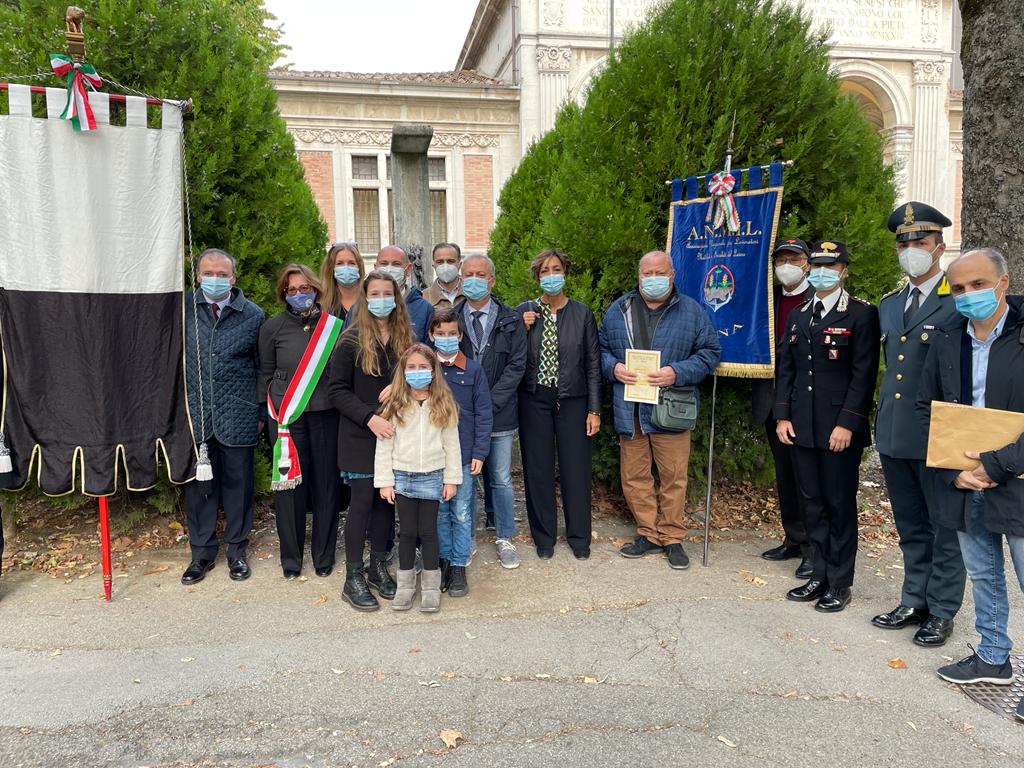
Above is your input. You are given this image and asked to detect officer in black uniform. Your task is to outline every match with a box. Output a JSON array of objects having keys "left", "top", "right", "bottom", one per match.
[
  {"left": 872, "top": 202, "right": 966, "bottom": 645},
  {"left": 774, "top": 241, "right": 881, "bottom": 612}
]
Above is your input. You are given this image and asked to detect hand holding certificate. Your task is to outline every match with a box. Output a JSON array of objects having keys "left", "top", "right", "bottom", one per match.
[{"left": 624, "top": 349, "right": 661, "bottom": 404}]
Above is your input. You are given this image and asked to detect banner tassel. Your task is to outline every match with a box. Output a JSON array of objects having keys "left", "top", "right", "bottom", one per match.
[
  {"left": 195, "top": 441, "right": 213, "bottom": 481},
  {"left": 0, "top": 432, "right": 11, "bottom": 474}
]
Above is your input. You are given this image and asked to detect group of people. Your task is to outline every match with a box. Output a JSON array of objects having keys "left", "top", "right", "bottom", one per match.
[
  {"left": 756, "top": 201, "right": 1023, "bottom": 718},
  {"left": 180, "top": 240, "right": 720, "bottom": 613}
]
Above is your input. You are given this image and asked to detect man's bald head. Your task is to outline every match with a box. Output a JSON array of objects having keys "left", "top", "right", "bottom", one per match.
[
  {"left": 947, "top": 247, "right": 1010, "bottom": 315},
  {"left": 640, "top": 250, "right": 672, "bottom": 273},
  {"left": 377, "top": 245, "right": 409, "bottom": 266}
]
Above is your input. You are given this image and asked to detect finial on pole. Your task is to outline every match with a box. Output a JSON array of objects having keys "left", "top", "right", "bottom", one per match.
[
  {"left": 65, "top": 6, "right": 87, "bottom": 62},
  {"left": 724, "top": 111, "right": 737, "bottom": 174}
]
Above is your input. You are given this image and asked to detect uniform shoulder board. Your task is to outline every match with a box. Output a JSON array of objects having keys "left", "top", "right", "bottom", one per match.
[
  {"left": 849, "top": 295, "right": 872, "bottom": 306},
  {"left": 879, "top": 277, "right": 909, "bottom": 302},
  {"left": 799, "top": 297, "right": 813, "bottom": 312}
]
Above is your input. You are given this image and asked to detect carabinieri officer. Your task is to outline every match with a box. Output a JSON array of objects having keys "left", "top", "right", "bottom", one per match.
[
  {"left": 774, "top": 241, "right": 880, "bottom": 613},
  {"left": 871, "top": 202, "right": 966, "bottom": 646}
]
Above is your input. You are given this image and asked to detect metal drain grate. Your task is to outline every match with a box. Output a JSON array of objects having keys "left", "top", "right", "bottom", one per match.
[{"left": 959, "top": 652, "right": 1024, "bottom": 723}]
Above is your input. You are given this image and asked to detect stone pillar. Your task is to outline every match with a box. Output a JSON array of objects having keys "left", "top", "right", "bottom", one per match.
[
  {"left": 535, "top": 46, "right": 571, "bottom": 137},
  {"left": 390, "top": 124, "right": 433, "bottom": 286},
  {"left": 910, "top": 59, "right": 949, "bottom": 206},
  {"left": 888, "top": 125, "right": 914, "bottom": 202}
]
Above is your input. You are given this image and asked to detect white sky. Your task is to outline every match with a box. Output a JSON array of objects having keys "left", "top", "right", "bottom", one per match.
[{"left": 264, "top": 0, "right": 482, "bottom": 73}]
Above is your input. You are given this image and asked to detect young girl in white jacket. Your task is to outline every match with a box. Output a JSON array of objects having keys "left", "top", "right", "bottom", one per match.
[{"left": 375, "top": 343, "right": 463, "bottom": 611}]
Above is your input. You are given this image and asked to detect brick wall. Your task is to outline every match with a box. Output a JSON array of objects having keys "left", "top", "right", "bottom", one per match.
[
  {"left": 298, "top": 150, "right": 336, "bottom": 243},
  {"left": 463, "top": 155, "right": 494, "bottom": 248}
]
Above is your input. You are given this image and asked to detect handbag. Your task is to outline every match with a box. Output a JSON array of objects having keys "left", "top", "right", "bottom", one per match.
[{"left": 629, "top": 296, "right": 699, "bottom": 433}]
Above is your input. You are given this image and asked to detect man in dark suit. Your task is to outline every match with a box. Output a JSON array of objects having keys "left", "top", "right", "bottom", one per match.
[
  {"left": 752, "top": 238, "right": 814, "bottom": 577},
  {"left": 872, "top": 202, "right": 966, "bottom": 646},
  {"left": 774, "top": 241, "right": 881, "bottom": 612}
]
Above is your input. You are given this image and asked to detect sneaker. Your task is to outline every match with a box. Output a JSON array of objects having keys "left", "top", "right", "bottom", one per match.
[
  {"left": 449, "top": 565, "right": 469, "bottom": 597},
  {"left": 496, "top": 539, "right": 520, "bottom": 569},
  {"left": 936, "top": 650, "right": 1013, "bottom": 685},
  {"left": 619, "top": 536, "right": 665, "bottom": 559},
  {"left": 665, "top": 543, "right": 690, "bottom": 570}
]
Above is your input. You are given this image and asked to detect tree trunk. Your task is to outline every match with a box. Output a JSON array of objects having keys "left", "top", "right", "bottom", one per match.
[{"left": 959, "top": 0, "right": 1024, "bottom": 285}]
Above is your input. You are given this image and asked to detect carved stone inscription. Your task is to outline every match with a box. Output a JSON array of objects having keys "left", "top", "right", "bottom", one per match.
[{"left": 814, "top": 0, "right": 914, "bottom": 45}]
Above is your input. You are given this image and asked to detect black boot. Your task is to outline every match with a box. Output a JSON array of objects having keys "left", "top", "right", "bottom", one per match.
[
  {"left": 342, "top": 562, "right": 379, "bottom": 612},
  {"left": 440, "top": 558, "right": 451, "bottom": 593},
  {"left": 366, "top": 551, "right": 396, "bottom": 600}
]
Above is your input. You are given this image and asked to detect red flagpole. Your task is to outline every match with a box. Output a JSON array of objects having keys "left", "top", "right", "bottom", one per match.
[{"left": 98, "top": 496, "right": 112, "bottom": 601}]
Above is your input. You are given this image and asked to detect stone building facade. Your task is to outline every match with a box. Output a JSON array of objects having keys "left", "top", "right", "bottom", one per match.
[{"left": 272, "top": 0, "right": 964, "bottom": 261}]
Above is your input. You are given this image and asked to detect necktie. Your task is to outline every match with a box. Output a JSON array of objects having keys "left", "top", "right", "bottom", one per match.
[
  {"left": 904, "top": 287, "right": 920, "bottom": 326},
  {"left": 211, "top": 302, "right": 220, "bottom": 321},
  {"left": 472, "top": 310, "right": 484, "bottom": 348},
  {"left": 812, "top": 300, "right": 823, "bottom": 325}
]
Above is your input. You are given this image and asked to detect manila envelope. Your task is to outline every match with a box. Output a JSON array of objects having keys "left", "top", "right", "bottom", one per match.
[{"left": 926, "top": 400, "right": 1024, "bottom": 471}]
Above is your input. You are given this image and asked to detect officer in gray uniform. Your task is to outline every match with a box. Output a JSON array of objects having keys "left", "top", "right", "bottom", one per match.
[{"left": 871, "top": 201, "right": 966, "bottom": 646}]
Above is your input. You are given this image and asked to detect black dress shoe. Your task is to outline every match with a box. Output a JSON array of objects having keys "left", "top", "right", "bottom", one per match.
[
  {"left": 815, "top": 587, "right": 852, "bottom": 613},
  {"left": 537, "top": 547, "right": 554, "bottom": 560},
  {"left": 181, "top": 559, "right": 214, "bottom": 585},
  {"left": 871, "top": 604, "right": 929, "bottom": 630},
  {"left": 794, "top": 558, "right": 813, "bottom": 579},
  {"left": 315, "top": 566, "right": 333, "bottom": 578},
  {"left": 787, "top": 579, "right": 827, "bottom": 602},
  {"left": 342, "top": 562, "right": 379, "bottom": 612},
  {"left": 228, "top": 557, "right": 250, "bottom": 581},
  {"left": 913, "top": 616, "right": 954, "bottom": 647},
  {"left": 283, "top": 569, "right": 300, "bottom": 580},
  {"left": 572, "top": 547, "right": 591, "bottom": 561},
  {"left": 762, "top": 543, "right": 802, "bottom": 561}
]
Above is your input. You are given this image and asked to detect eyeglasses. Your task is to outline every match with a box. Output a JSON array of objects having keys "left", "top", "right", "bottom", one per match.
[
  {"left": 774, "top": 255, "right": 807, "bottom": 266},
  {"left": 285, "top": 284, "right": 313, "bottom": 295}
]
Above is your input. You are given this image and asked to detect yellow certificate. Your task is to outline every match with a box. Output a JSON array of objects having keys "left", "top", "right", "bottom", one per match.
[{"left": 624, "top": 349, "right": 661, "bottom": 404}]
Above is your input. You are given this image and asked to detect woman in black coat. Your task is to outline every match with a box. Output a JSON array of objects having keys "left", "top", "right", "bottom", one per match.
[
  {"left": 329, "top": 270, "right": 415, "bottom": 612},
  {"left": 517, "top": 249, "right": 602, "bottom": 561}
]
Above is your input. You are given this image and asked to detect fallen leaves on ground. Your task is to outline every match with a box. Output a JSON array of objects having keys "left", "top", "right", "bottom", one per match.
[
  {"left": 717, "top": 735, "right": 737, "bottom": 748},
  {"left": 180, "top": 657, "right": 194, "bottom": 663},
  {"left": 439, "top": 729, "right": 463, "bottom": 749},
  {"left": 143, "top": 564, "right": 169, "bottom": 575},
  {"left": 888, "top": 658, "right": 908, "bottom": 669},
  {"left": 311, "top": 593, "right": 328, "bottom": 605}
]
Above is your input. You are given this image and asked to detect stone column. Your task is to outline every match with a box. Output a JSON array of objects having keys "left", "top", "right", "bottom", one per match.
[
  {"left": 888, "top": 125, "right": 914, "bottom": 202},
  {"left": 535, "top": 46, "right": 571, "bottom": 137},
  {"left": 910, "top": 59, "right": 949, "bottom": 206},
  {"left": 390, "top": 124, "right": 434, "bottom": 286}
]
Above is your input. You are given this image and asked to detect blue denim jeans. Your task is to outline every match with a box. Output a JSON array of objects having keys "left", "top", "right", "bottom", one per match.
[
  {"left": 438, "top": 463, "right": 474, "bottom": 567},
  {"left": 481, "top": 433, "right": 516, "bottom": 539},
  {"left": 958, "top": 492, "right": 1024, "bottom": 665}
]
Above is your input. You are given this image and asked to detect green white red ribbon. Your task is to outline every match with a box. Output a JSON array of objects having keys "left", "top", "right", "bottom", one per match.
[
  {"left": 267, "top": 311, "right": 343, "bottom": 490},
  {"left": 707, "top": 171, "right": 741, "bottom": 233},
  {"left": 49, "top": 53, "right": 102, "bottom": 132}
]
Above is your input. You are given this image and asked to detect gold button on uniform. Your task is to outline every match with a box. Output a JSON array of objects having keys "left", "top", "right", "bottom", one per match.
[
  {"left": 900, "top": 335, "right": 907, "bottom": 342},
  {"left": 921, "top": 332, "right": 929, "bottom": 341},
  {"left": 898, "top": 354, "right": 905, "bottom": 361},
  {"left": 894, "top": 393, "right": 902, "bottom": 400},
  {"left": 896, "top": 373, "right": 903, "bottom": 381}
]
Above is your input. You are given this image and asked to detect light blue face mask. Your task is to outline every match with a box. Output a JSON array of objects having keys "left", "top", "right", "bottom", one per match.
[
  {"left": 463, "top": 276, "right": 490, "bottom": 301},
  {"left": 334, "top": 265, "right": 360, "bottom": 286},
  {"left": 405, "top": 369, "right": 433, "bottom": 389},
  {"left": 954, "top": 287, "right": 1000, "bottom": 321},
  {"left": 807, "top": 266, "right": 842, "bottom": 291},
  {"left": 640, "top": 275, "right": 671, "bottom": 300},
  {"left": 539, "top": 274, "right": 566, "bottom": 296},
  {"left": 433, "top": 335, "right": 461, "bottom": 355},
  {"left": 368, "top": 296, "right": 396, "bottom": 318},
  {"left": 201, "top": 275, "right": 231, "bottom": 300}
]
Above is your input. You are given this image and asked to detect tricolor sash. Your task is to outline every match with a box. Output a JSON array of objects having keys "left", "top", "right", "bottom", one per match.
[{"left": 267, "top": 311, "right": 343, "bottom": 490}]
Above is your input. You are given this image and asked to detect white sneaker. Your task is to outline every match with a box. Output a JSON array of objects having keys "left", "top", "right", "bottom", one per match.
[{"left": 496, "top": 539, "right": 520, "bottom": 569}]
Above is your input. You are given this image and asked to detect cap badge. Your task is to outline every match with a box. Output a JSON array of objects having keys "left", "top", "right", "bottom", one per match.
[{"left": 904, "top": 203, "right": 915, "bottom": 225}]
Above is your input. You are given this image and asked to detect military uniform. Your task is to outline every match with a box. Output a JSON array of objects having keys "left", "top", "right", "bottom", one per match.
[
  {"left": 872, "top": 202, "right": 966, "bottom": 644},
  {"left": 774, "top": 241, "right": 881, "bottom": 610}
]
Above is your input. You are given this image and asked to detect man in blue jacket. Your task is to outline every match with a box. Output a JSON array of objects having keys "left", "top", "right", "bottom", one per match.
[
  {"left": 182, "top": 248, "right": 265, "bottom": 585},
  {"left": 376, "top": 245, "right": 433, "bottom": 342},
  {"left": 599, "top": 250, "right": 720, "bottom": 570}
]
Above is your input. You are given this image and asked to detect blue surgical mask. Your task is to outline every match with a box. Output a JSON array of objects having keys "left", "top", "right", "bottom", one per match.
[
  {"left": 954, "top": 287, "right": 1000, "bottom": 321},
  {"left": 368, "top": 296, "right": 396, "bottom": 318},
  {"left": 807, "top": 267, "right": 842, "bottom": 291},
  {"left": 463, "top": 276, "right": 490, "bottom": 301},
  {"left": 539, "top": 274, "right": 566, "bottom": 296},
  {"left": 334, "top": 265, "right": 360, "bottom": 286},
  {"left": 286, "top": 291, "right": 315, "bottom": 312},
  {"left": 201, "top": 276, "right": 231, "bottom": 300},
  {"left": 433, "top": 335, "right": 461, "bottom": 355},
  {"left": 640, "top": 276, "right": 671, "bottom": 300},
  {"left": 405, "top": 369, "right": 433, "bottom": 389}
]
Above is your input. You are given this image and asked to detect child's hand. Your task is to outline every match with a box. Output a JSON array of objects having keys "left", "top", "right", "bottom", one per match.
[
  {"left": 442, "top": 483, "right": 457, "bottom": 501},
  {"left": 380, "top": 486, "right": 395, "bottom": 504},
  {"left": 469, "top": 458, "right": 483, "bottom": 475}
]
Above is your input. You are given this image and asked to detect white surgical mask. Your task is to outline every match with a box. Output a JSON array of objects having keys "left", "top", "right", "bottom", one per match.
[
  {"left": 774, "top": 264, "right": 805, "bottom": 287},
  {"left": 435, "top": 263, "right": 459, "bottom": 284},
  {"left": 898, "top": 246, "right": 938, "bottom": 278},
  {"left": 379, "top": 265, "right": 407, "bottom": 289}
]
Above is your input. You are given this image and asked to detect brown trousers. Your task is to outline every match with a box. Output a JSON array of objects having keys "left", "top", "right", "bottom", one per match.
[{"left": 619, "top": 428, "right": 692, "bottom": 546}]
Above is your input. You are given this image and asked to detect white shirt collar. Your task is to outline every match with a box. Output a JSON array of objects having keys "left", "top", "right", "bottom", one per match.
[
  {"left": 908, "top": 271, "right": 944, "bottom": 301},
  {"left": 814, "top": 288, "right": 843, "bottom": 317},
  {"left": 468, "top": 298, "right": 492, "bottom": 317},
  {"left": 967, "top": 304, "right": 1010, "bottom": 344},
  {"left": 782, "top": 278, "right": 809, "bottom": 297}
]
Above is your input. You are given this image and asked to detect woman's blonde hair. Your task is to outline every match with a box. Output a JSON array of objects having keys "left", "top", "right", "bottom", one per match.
[
  {"left": 381, "top": 343, "right": 458, "bottom": 429},
  {"left": 320, "top": 241, "right": 365, "bottom": 315},
  {"left": 347, "top": 270, "right": 415, "bottom": 377}
]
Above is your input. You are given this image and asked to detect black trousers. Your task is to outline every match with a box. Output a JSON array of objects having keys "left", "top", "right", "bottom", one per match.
[
  {"left": 764, "top": 420, "right": 810, "bottom": 556},
  {"left": 880, "top": 454, "right": 966, "bottom": 619},
  {"left": 270, "top": 410, "right": 340, "bottom": 573},
  {"left": 791, "top": 444, "right": 862, "bottom": 589},
  {"left": 519, "top": 388, "right": 592, "bottom": 551},
  {"left": 345, "top": 477, "right": 394, "bottom": 564},
  {"left": 396, "top": 494, "right": 440, "bottom": 571},
  {"left": 183, "top": 437, "right": 254, "bottom": 560}
]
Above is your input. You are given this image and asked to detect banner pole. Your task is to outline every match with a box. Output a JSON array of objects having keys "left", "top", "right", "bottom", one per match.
[
  {"left": 702, "top": 374, "right": 718, "bottom": 567},
  {"left": 98, "top": 496, "right": 112, "bottom": 601}
]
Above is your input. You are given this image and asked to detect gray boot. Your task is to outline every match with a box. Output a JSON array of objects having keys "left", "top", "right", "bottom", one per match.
[
  {"left": 392, "top": 569, "right": 416, "bottom": 611},
  {"left": 420, "top": 569, "right": 442, "bottom": 612}
]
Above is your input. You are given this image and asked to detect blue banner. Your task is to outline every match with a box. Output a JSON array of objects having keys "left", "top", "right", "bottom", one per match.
[{"left": 666, "top": 179, "right": 783, "bottom": 378}]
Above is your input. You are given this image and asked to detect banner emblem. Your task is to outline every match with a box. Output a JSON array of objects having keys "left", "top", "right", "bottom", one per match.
[{"left": 702, "top": 264, "right": 736, "bottom": 312}]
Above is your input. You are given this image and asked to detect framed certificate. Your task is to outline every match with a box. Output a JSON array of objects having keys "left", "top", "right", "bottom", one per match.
[{"left": 623, "top": 349, "right": 661, "bottom": 404}]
